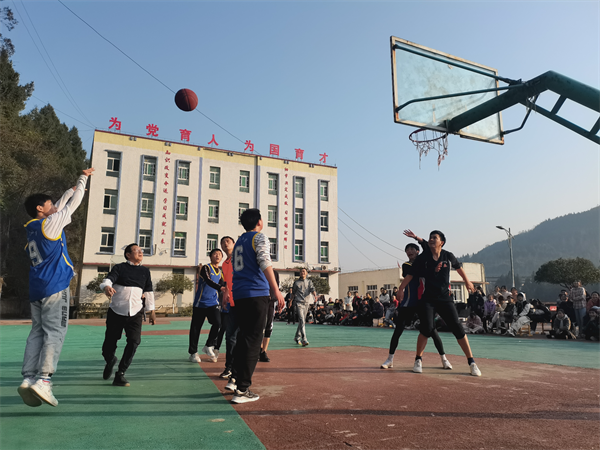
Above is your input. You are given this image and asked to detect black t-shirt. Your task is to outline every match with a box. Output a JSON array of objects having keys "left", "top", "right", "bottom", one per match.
[{"left": 413, "top": 244, "right": 461, "bottom": 302}]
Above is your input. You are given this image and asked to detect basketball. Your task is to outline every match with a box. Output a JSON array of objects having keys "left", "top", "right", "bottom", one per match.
[{"left": 174, "top": 88, "right": 198, "bottom": 112}]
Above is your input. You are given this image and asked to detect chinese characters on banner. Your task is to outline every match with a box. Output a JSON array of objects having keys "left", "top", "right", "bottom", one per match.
[
  {"left": 160, "top": 150, "right": 171, "bottom": 245},
  {"left": 283, "top": 168, "right": 289, "bottom": 250}
]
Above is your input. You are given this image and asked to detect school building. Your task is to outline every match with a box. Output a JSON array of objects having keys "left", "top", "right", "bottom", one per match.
[{"left": 78, "top": 130, "right": 339, "bottom": 308}]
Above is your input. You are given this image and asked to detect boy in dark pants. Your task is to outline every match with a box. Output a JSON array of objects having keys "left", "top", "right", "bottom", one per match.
[
  {"left": 229, "top": 209, "right": 284, "bottom": 403},
  {"left": 100, "top": 244, "right": 155, "bottom": 387}
]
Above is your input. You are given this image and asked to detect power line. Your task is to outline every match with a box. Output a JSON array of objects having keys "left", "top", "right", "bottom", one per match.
[
  {"left": 31, "top": 95, "right": 94, "bottom": 129},
  {"left": 57, "top": 0, "right": 250, "bottom": 149},
  {"left": 338, "top": 206, "right": 405, "bottom": 252},
  {"left": 338, "top": 217, "right": 403, "bottom": 260},
  {"left": 338, "top": 228, "right": 380, "bottom": 268}
]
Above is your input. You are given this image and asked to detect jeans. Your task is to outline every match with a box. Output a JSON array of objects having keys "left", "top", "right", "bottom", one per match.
[
  {"left": 295, "top": 302, "right": 310, "bottom": 343},
  {"left": 102, "top": 308, "right": 143, "bottom": 373},
  {"left": 22, "top": 288, "right": 70, "bottom": 378},
  {"left": 574, "top": 307, "right": 587, "bottom": 334}
]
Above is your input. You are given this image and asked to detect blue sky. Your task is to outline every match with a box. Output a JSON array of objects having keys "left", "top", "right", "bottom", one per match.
[{"left": 9, "top": 1, "right": 600, "bottom": 272}]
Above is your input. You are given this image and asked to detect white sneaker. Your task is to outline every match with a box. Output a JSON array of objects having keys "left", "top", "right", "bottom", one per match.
[
  {"left": 413, "top": 359, "right": 423, "bottom": 373},
  {"left": 231, "top": 389, "right": 260, "bottom": 404},
  {"left": 29, "top": 378, "right": 58, "bottom": 407},
  {"left": 380, "top": 357, "right": 394, "bottom": 369},
  {"left": 189, "top": 353, "right": 201, "bottom": 363},
  {"left": 18, "top": 378, "right": 42, "bottom": 407},
  {"left": 441, "top": 356, "right": 453, "bottom": 370},
  {"left": 225, "top": 378, "right": 237, "bottom": 392},
  {"left": 202, "top": 345, "right": 216, "bottom": 359},
  {"left": 214, "top": 349, "right": 220, "bottom": 358},
  {"left": 470, "top": 362, "right": 482, "bottom": 377}
]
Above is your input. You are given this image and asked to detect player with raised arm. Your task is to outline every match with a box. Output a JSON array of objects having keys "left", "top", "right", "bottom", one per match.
[
  {"left": 19, "top": 168, "right": 94, "bottom": 407},
  {"left": 399, "top": 229, "right": 481, "bottom": 377}
]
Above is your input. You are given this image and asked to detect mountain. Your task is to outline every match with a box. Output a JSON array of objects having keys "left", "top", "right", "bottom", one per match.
[{"left": 461, "top": 206, "right": 600, "bottom": 279}]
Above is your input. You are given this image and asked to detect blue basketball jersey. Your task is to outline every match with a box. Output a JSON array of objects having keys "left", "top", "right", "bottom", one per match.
[
  {"left": 232, "top": 231, "right": 269, "bottom": 299},
  {"left": 193, "top": 264, "right": 223, "bottom": 308},
  {"left": 25, "top": 218, "right": 75, "bottom": 302}
]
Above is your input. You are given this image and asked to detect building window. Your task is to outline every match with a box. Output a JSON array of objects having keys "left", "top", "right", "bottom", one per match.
[
  {"left": 268, "top": 173, "right": 278, "bottom": 195},
  {"left": 450, "top": 283, "right": 464, "bottom": 302},
  {"left": 103, "top": 189, "right": 118, "bottom": 215},
  {"left": 320, "top": 241, "right": 329, "bottom": 263},
  {"left": 269, "top": 238, "right": 277, "bottom": 260},
  {"left": 178, "top": 162, "right": 190, "bottom": 185},
  {"left": 172, "top": 268, "right": 184, "bottom": 275},
  {"left": 348, "top": 285, "right": 358, "bottom": 292},
  {"left": 174, "top": 232, "right": 186, "bottom": 257},
  {"left": 295, "top": 177, "right": 304, "bottom": 199},
  {"left": 320, "top": 180, "right": 329, "bottom": 201},
  {"left": 295, "top": 208, "right": 304, "bottom": 229},
  {"left": 383, "top": 284, "right": 395, "bottom": 292},
  {"left": 143, "top": 157, "right": 156, "bottom": 181},
  {"left": 320, "top": 211, "right": 329, "bottom": 232},
  {"left": 294, "top": 240, "right": 303, "bottom": 262},
  {"left": 366, "top": 285, "right": 378, "bottom": 298},
  {"left": 176, "top": 196, "right": 188, "bottom": 220},
  {"left": 206, "top": 234, "right": 218, "bottom": 256},
  {"left": 239, "top": 203, "right": 249, "bottom": 224},
  {"left": 267, "top": 206, "right": 277, "bottom": 228},
  {"left": 239, "top": 170, "right": 250, "bottom": 193},
  {"left": 209, "top": 166, "right": 220, "bottom": 189},
  {"left": 100, "top": 227, "right": 115, "bottom": 253},
  {"left": 139, "top": 229, "right": 152, "bottom": 254},
  {"left": 106, "top": 151, "right": 120, "bottom": 177},
  {"left": 208, "top": 200, "right": 219, "bottom": 223},
  {"left": 140, "top": 193, "right": 154, "bottom": 218},
  {"left": 98, "top": 266, "right": 110, "bottom": 275}
]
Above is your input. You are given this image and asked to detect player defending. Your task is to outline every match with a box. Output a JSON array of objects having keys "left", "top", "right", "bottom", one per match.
[
  {"left": 230, "top": 209, "right": 284, "bottom": 403},
  {"left": 399, "top": 230, "right": 482, "bottom": 377},
  {"left": 19, "top": 168, "right": 94, "bottom": 407},
  {"left": 381, "top": 243, "right": 452, "bottom": 370}
]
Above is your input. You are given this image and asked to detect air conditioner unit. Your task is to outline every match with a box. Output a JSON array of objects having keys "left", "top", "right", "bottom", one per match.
[{"left": 321, "top": 265, "right": 327, "bottom": 270}]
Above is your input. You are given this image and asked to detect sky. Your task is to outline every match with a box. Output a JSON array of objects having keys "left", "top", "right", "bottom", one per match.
[{"left": 8, "top": 0, "right": 600, "bottom": 272}]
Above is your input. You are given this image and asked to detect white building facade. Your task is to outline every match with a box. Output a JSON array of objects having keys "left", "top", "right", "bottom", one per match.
[{"left": 79, "top": 130, "right": 339, "bottom": 307}]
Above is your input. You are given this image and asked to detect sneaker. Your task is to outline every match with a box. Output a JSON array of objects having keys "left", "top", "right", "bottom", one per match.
[
  {"left": 103, "top": 356, "right": 118, "bottom": 380},
  {"left": 219, "top": 369, "right": 232, "bottom": 379},
  {"left": 214, "top": 349, "right": 220, "bottom": 358},
  {"left": 295, "top": 340, "right": 302, "bottom": 345},
  {"left": 302, "top": 341, "right": 309, "bottom": 347},
  {"left": 380, "top": 357, "right": 394, "bottom": 369},
  {"left": 29, "top": 379, "right": 58, "bottom": 407},
  {"left": 202, "top": 345, "right": 217, "bottom": 361},
  {"left": 225, "top": 378, "right": 237, "bottom": 392},
  {"left": 506, "top": 329, "right": 516, "bottom": 337},
  {"left": 259, "top": 351, "right": 270, "bottom": 362},
  {"left": 231, "top": 389, "right": 260, "bottom": 404},
  {"left": 441, "top": 357, "right": 453, "bottom": 370},
  {"left": 189, "top": 353, "right": 201, "bottom": 363},
  {"left": 470, "top": 362, "right": 482, "bottom": 377},
  {"left": 112, "top": 372, "right": 130, "bottom": 387},
  {"left": 413, "top": 359, "right": 423, "bottom": 374},
  {"left": 17, "top": 378, "right": 42, "bottom": 407}
]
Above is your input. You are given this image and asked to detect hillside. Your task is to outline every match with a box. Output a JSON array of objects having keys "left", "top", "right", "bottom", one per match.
[{"left": 461, "top": 206, "right": 600, "bottom": 278}]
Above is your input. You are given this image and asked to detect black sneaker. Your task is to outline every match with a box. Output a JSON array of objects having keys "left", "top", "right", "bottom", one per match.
[
  {"left": 231, "top": 389, "right": 259, "bottom": 404},
  {"left": 259, "top": 351, "right": 270, "bottom": 362},
  {"left": 103, "top": 356, "right": 118, "bottom": 380},
  {"left": 219, "top": 369, "right": 232, "bottom": 379},
  {"left": 112, "top": 371, "right": 130, "bottom": 387}
]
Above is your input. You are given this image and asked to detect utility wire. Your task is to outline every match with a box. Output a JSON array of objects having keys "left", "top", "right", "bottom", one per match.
[
  {"left": 57, "top": 0, "right": 250, "bottom": 149},
  {"left": 31, "top": 95, "right": 94, "bottom": 128},
  {"left": 339, "top": 206, "right": 406, "bottom": 253},
  {"left": 338, "top": 217, "right": 403, "bottom": 261},
  {"left": 338, "top": 228, "right": 380, "bottom": 268}
]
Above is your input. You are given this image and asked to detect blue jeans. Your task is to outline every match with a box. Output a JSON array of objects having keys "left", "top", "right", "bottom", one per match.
[{"left": 574, "top": 307, "right": 587, "bottom": 334}]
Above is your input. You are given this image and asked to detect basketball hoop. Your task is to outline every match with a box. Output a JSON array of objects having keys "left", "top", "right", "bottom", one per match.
[{"left": 408, "top": 128, "right": 448, "bottom": 168}]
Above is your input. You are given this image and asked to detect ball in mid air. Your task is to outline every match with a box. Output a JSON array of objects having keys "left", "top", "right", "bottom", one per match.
[{"left": 174, "top": 88, "right": 198, "bottom": 112}]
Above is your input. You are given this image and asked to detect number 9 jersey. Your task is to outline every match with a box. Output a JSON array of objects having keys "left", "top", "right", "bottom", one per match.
[
  {"left": 232, "top": 231, "right": 270, "bottom": 300},
  {"left": 24, "top": 218, "right": 75, "bottom": 302}
]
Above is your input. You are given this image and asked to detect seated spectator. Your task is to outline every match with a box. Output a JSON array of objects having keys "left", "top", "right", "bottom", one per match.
[
  {"left": 379, "top": 287, "right": 390, "bottom": 310},
  {"left": 491, "top": 297, "right": 506, "bottom": 333},
  {"left": 340, "top": 310, "right": 357, "bottom": 326},
  {"left": 372, "top": 297, "right": 384, "bottom": 325},
  {"left": 557, "top": 292, "right": 576, "bottom": 329},
  {"left": 352, "top": 292, "right": 361, "bottom": 312},
  {"left": 587, "top": 291, "right": 600, "bottom": 312},
  {"left": 548, "top": 309, "right": 576, "bottom": 339},
  {"left": 315, "top": 305, "right": 327, "bottom": 324},
  {"left": 463, "top": 312, "right": 485, "bottom": 334},
  {"left": 582, "top": 307, "right": 599, "bottom": 341},
  {"left": 483, "top": 294, "right": 497, "bottom": 332},
  {"left": 507, "top": 293, "right": 531, "bottom": 337},
  {"left": 500, "top": 297, "right": 516, "bottom": 334},
  {"left": 357, "top": 299, "right": 372, "bottom": 326},
  {"left": 467, "top": 286, "right": 485, "bottom": 319},
  {"left": 528, "top": 299, "right": 551, "bottom": 333},
  {"left": 383, "top": 296, "right": 398, "bottom": 328}
]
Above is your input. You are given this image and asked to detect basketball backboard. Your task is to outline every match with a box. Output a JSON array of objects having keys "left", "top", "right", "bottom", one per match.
[{"left": 391, "top": 37, "right": 504, "bottom": 144}]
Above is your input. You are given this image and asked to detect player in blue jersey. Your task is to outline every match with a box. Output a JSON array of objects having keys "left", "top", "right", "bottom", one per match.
[
  {"left": 19, "top": 168, "right": 94, "bottom": 407},
  {"left": 228, "top": 209, "right": 284, "bottom": 404},
  {"left": 380, "top": 243, "right": 452, "bottom": 370}
]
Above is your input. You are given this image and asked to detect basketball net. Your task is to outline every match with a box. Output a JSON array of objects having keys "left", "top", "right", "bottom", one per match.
[{"left": 408, "top": 128, "right": 448, "bottom": 168}]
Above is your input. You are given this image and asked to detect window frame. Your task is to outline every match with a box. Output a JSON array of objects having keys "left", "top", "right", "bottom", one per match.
[
  {"left": 208, "top": 200, "right": 219, "bottom": 223},
  {"left": 268, "top": 173, "right": 278, "bottom": 195},
  {"left": 177, "top": 162, "right": 190, "bottom": 185},
  {"left": 267, "top": 205, "right": 277, "bottom": 228},
  {"left": 99, "top": 227, "right": 115, "bottom": 253},
  {"left": 140, "top": 193, "right": 154, "bottom": 218},
  {"left": 176, "top": 196, "right": 188, "bottom": 220},
  {"left": 320, "top": 180, "right": 329, "bottom": 201},
  {"left": 239, "top": 170, "right": 250, "bottom": 193},
  {"left": 209, "top": 166, "right": 221, "bottom": 189},
  {"left": 174, "top": 232, "right": 187, "bottom": 257}
]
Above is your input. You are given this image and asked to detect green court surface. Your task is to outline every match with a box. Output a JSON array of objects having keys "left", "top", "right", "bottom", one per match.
[{"left": 1, "top": 320, "right": 599, "bottom": 450}]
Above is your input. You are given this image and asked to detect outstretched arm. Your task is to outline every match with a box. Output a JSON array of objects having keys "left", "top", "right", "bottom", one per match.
[{"left": 403, "top": 229, "right": 426, "bottom": 245}]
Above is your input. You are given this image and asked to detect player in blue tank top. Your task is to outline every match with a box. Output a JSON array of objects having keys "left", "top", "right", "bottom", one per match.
[
  {"left": 18, "top": 168, "right": 94, "bottom": 408},
  {"left": 229, "top": 209, "right": 284, "bottom": 404}
]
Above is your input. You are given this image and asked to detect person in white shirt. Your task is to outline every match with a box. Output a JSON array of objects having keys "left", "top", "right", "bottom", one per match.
[{"left": 99, "top": 244, "right": 155, "bottom": 387}]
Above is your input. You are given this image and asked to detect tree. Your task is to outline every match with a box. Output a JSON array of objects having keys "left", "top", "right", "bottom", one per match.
[
  {"left": 86, "top": 275, "right": 105, "bottom": 294},
  {"left": 0, "top": 2, "right": 17, "bottom": 57},
  {"left": 155, "top": 274, "right": 194, "bottom": 313},
  {"left": 534, "top": 257, "right": 600, "bottom": 289}
]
